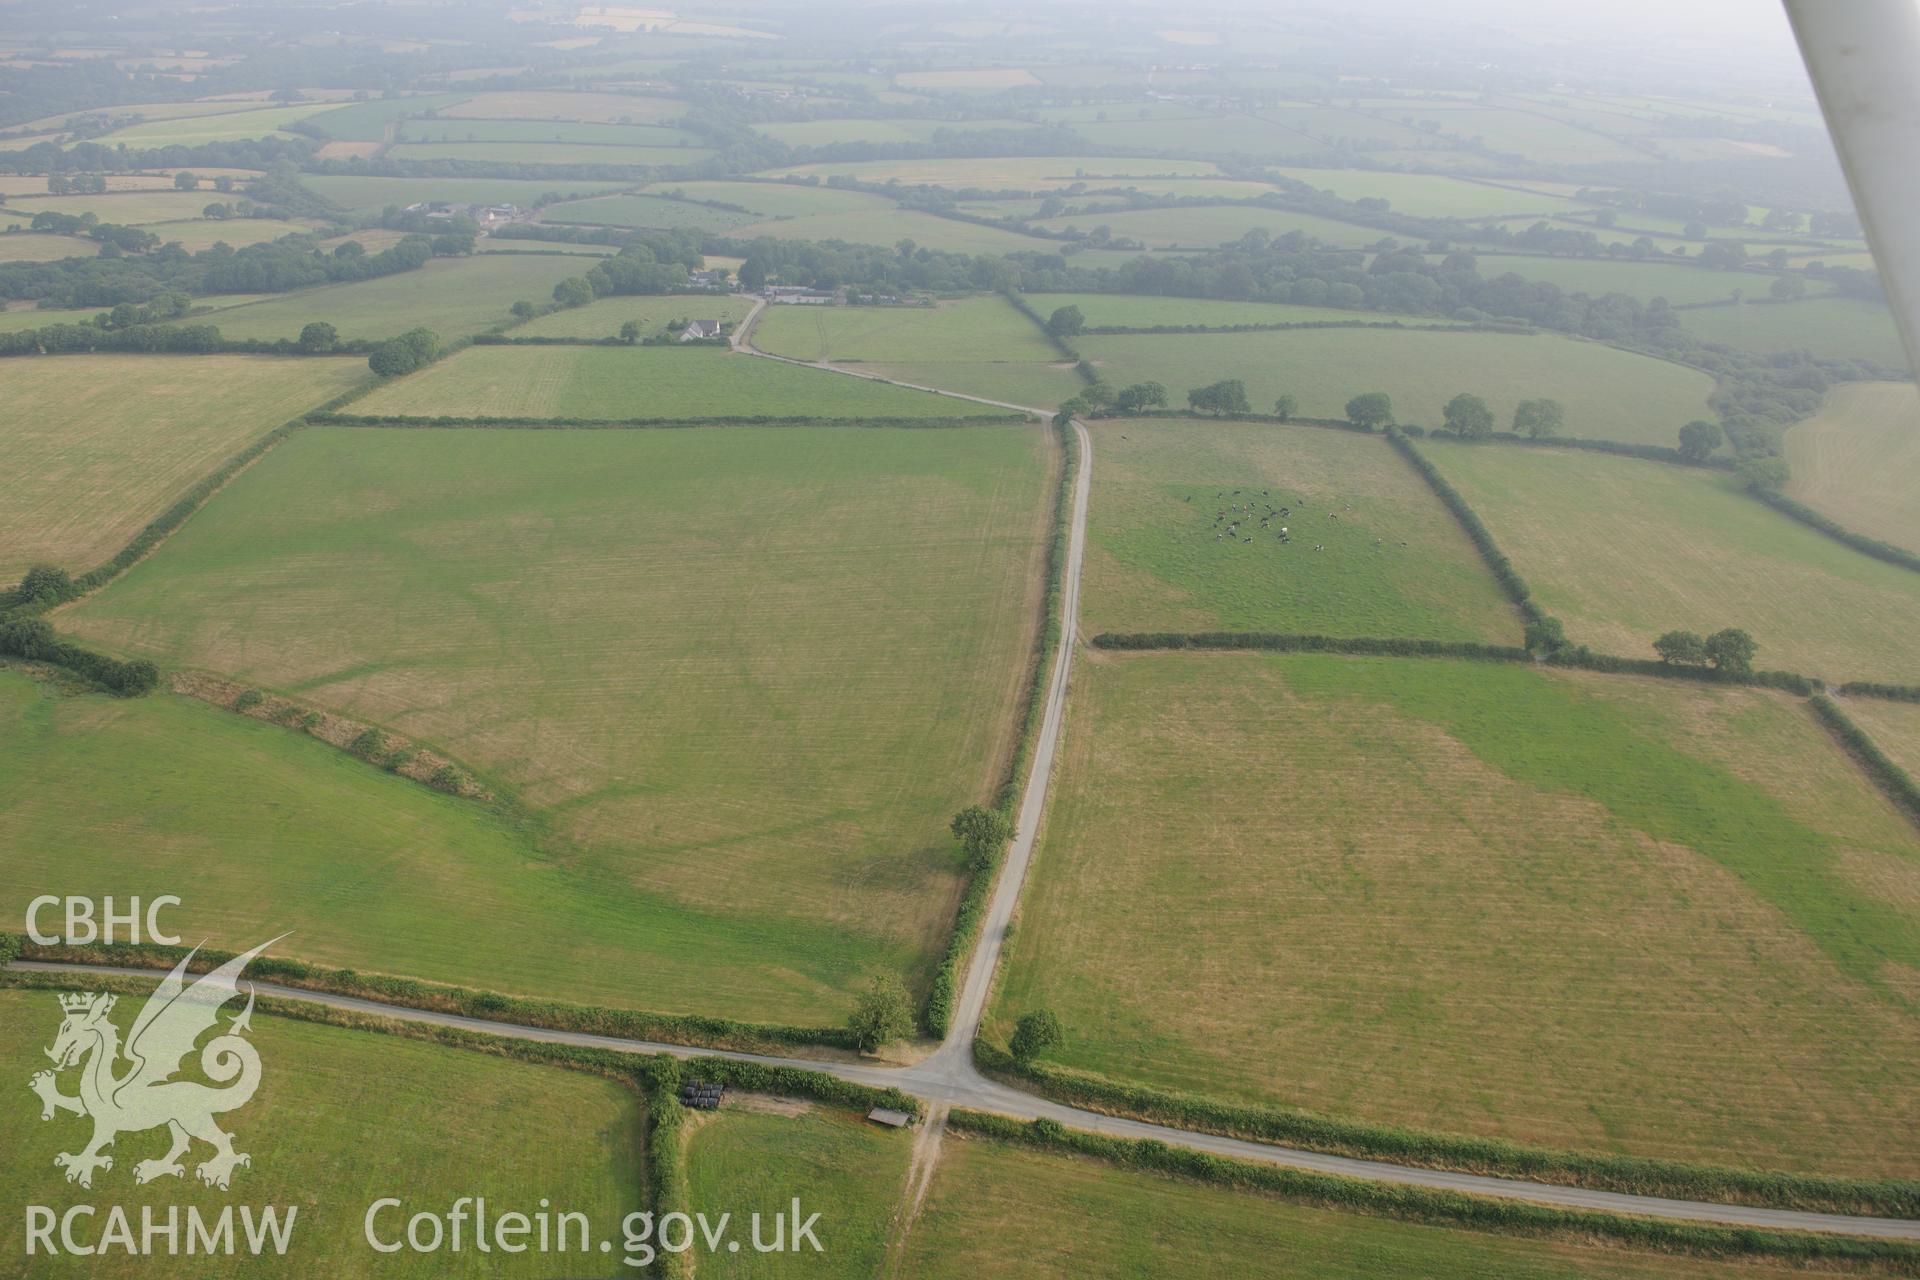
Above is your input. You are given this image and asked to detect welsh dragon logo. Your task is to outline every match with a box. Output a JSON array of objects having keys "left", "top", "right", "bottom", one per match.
[{"left": 27, "top": 938, "right": 283, "bottom": 1191}]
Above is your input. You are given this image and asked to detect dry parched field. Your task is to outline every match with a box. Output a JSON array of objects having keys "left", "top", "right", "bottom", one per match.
[
  {"left": 1784, "top": 381, "right": 1920, "bottom": 553},
  {"left": 0, "top": 989, "right": 643, "bottom": 1278},
  {"left": 61, "top": 425, "right": 1054, "bottom": 1023},
  {"left": 1426, "top": 441, "right": 1920, "bottom": 682},
  {"left": 750, "top": 295, "right": 1061, "bottom": 365},
  {"left": 1082, "top": 419, "right": 1518, "bottom": 641},
  {"left": 903, "top": 1135, "right": 1853, "bottom": 1280},
  {"left": 0, "top": 354, "right": 367, "bottom": 580},
  {"left": 1843, "top": 697, "right": 1920, "bottom": 785},
  {"left": 351, "top": 344, "right": 1013, "bottom": 419},
  {"left": 992, "top": 653, "right": 1920, "bottom": 1175}
]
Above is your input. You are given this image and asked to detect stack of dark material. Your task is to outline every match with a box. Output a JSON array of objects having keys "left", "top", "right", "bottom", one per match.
[{"left": 679, "top": 1080, "right": 725, "bottom": 1111}]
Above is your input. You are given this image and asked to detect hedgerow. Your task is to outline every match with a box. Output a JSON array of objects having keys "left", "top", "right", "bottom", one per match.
[
  {"left": 310, "top": 412, "right": 1025, "bottom": 430},
  {"left": 13, "top": 937, "right": 857, "bottom": 1054},
  {"left": 1746, "top": 485, "right": 1920, "bottom": 575},
  {"left": 944, "top": 1109, "right": 1920, "bottom": 1264},
  {"left": 1091, "top": 633, "right": 1531, "bottom": 661},
  {"left": 925, "top": 414, "right": 1078, "bottom": 1037},
  {"left": 1809, "top": 696, "right": 1920, "bottom": 828},
  {"left": 1840, "top": 682, "right": 1920, "bottom": 703},
  {"left": 0, "top": 617, "right": 157, "bottom": 695},
  {"left": 969, "top": 1047, "right": 1920, "bottom": 1218},
  {"left": 1384, "top": 426, "right": 1541, "bottom": 635}
]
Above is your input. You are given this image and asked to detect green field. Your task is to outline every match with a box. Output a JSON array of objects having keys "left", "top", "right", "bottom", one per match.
[
  {"left": 59, "top": 425, "right": 1052, "bottom": 1022},
  {"left": 905, "top": 1134, "right": 1854, "bottom": 1279},
  {"left": 858, "top": 362, "right": 1084, "bottom": 409},
  {"left": 751, "top": 296, "right": 1059, "bottom": 363},
  {"left": 1846, "top": 697, "right": 1920, "bottom": 783},
  {"left": 1271, "top": 168, "right": 1583, "bottom": 219},
  {"left": 1681, "top": 297, "right": 1910, "bottom": 368},
  {"left": 0, "top": 232, "right": 98, "bottom": 260},
  {"left": 389, "top": 141, "right": 715, "bottom": 168},
  {"left": 542, "top": 193, "right": 761, "bottom": 231},
  {"left": 515, "top": 293, "right": 756, "bottom": 339},
  {"left": 1081, "top": 419, "right": 1516, "bottom": 640},
  {"left": 684, "top": 1105, "right": 908, "bottom": 1277},
  {"left": 1785, "top": 381, "right": 1920, "bottom": 552},
  {"left": 1023, "top": 292, "right": 1448, "bottom": 328},
  {"left": 399, "top": 118, "right": 699, "bottom": 146},
  {"left": 3, "top": 191, "right": 229, "bottom": 225},
  {"left": 1427, "top": 441, "right": 1920, "bottom": 681},
  {"left": 756, "top": 117, "right": 1040, "bottom": 146},
  {"left": 642, "top": 181, "right": 896, "bottom": 218},
  {"left": 352, "top": 345, "right": 1016, "bottom": 419},
  {"left": 96, "top": 102, "right": 336, "bottom": 145},
  {"left": 181, "top": 254, "right": 592, "bottom": 340},
  {"left": 727, "top": 208, "right": 1066, "bottom": 257},
  {"left": 991, "top": 653, "right": 1920, "bottom": 1174},
  {"left": 1471, "top": 254, "right": 1768, "bottom": 305},
  {"left": 1076, "top": 329, "right": 1716, "bottom": 445},
  {"left": 0, "top": 354, "right": 366, "bottom": 578},
  {"left": 441, "top": 90, "right": 686, "bottom": 123},
  {"left": 478, "top": 239, "right": 616, "bottom": 256},
  {"left": 1035, "top": 204, "right": 1390, "bottom": 249},
  {"left": 759, "top": 157, "right": 1220, "bottom": 189},
  {"left": 299, "top": 174, "right": 628, "bottom": 214},
  {"left": 0, "top": 986, "right": 642, "bottom": 1278},
  {"left": 295, "top": 93, "right": 473, "bottom": 141},
  {"left": 148, "top": 217, "right": 313, "bottom": 252}
]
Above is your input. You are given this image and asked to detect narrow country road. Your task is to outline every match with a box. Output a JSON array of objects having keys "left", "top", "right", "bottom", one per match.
[{"left": 15, "top": 322, "right": 1920, "bottom": 1242}]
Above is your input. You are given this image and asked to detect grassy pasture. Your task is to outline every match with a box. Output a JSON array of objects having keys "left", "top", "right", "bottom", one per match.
[
  {"left": 642, "top": 180, "right": 894, "bottom": 218},
  {"left": 480, "top": 239, "right": 616, "bottom": 256},
  {"left": 1471, "top": 254, "right": 1767, "bottom": 306},
  {"left": 992, "top": 653, "right": 1920, "bottom": 1174},
  {"left": 440, "top": 90, "right": 685, "bottom": 122},
  {"left": 388, "top": 141, "right": 715, "bottom": 167},
  {"left": 299, "top": 174, "right": 628, "bottom": 213},
  {"left": 18, "top": 99, "right": 270, "bottom": 133},
  {"left": 4, "top": 191, "right": 226, "bottom": 224},
  {"left": 1681, "top": 297, "right": 1909, "bottom": 368},
  {"left": 1784, "top": 381, "right": 1920, "bottom": 552},
  {"left": 1023, "top": 292, "right": 1448, "bottom": 329},
  {"left": 727, "top": 208, "right": 1066, "bottom": 257},
  {"left": 180, "top": 254, "right": 592, "bottom": 341},
  {"left": 1067, "top": 113, "right": 1338, "bottom": 160},
  {"left": 758, "top": 156, "right": 1220, "bottom": 189},
  {"left": 755, "top": 117, "right": 1040, "bottom": 146},
  {"left": 750, "top": 296, "right": 1058, "bottom": 364},
  {"left": 294, "top": 93, "right": 472, "bottom": 141},
  {"left": 859, "top": 361, "right": 1085, "bottom": 410},
  {"left": 398, "top": 117, "right": 699, "bottom": 146},
  {"left": 1035, "top": 204, "right": 1388, "bottom": 249},
  {"left": 684, "top": 1105, "right": 908, "bottom": 1277},
  {"left": 905, "top": 1135, "right": 1849, "bottom": 1279},
  {"left": 1427, "top": 442, "right": 1920, "bottom": 681},
  {"left": 1075, "top": 329, "right": 1715, "bottom": 446},
  {"left": 1081, "top": 419, "right": 1516, "bottom": 640},
  {"left": 0, "top": 354, "right": 366, "bottom": 578},
  {"left": 1271, "top": 167, "right": 1586, "bottom": 219},
  {"left": 0, "top": 232, "right": 97, "bottom": 260},
  {"left": 94, "top": 102, "right": 336, "bottom": 145},
  {"left": 146, "top": 217, "right": 312, "bottom": 252},
  {"left": 0, "top": 305, "right": 109, "bottom": 332},
  {"left": 1844, "top": 697, "right": 1920, "bottom": 784},
  {"left": 61, "top": 425, "right": 1051, "bottom": 1022},
  {"left": 0, "top": 988, "right": 644, "bottom": 1279},
  {"left": 515, "top": 293, "right": 756, "bottom": 339},
  {"left": 895, "top": 67, "right": 1040, "bottom": 90},
  {"left": 542, "top": 193, "right": 761, "bottom": 231},
  {"left": 352, "top": 345, "right": 1014, "bottom": 419}
]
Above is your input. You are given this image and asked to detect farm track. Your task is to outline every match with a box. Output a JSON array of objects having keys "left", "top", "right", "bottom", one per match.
[{"left": 18, "top": 314, "right": 1920, "bottom": 1240}]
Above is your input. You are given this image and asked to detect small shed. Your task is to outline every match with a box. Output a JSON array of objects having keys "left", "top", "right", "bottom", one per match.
[{"left": 866, "top": 1107, "right": 912, "bottom": 1129}]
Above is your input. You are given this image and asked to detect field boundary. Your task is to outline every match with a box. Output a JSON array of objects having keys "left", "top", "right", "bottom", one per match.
[
  {"left": 1747, "top": 484, "right": 1920, "bottom": 576},
  {"left": 310, "top": 411, "right": 1027, "bottom": 429},
  {"left": 1809, "top": 695, "right": 1920, "bottom": 830},
  {"left": 1384, "top": 425, "right": 1539, "bottom": 640},
  {"left": 924, "top": 414, "right": 1077, "bottom": 1037},
  {"left": 11, "top": 936, "right": 861, "bottom": 1055},
  {"left": 943, "top": 1111, "right": 1920, "bottom": 1267},
  {"left": 967, "top": 1049, "right": 1920, "bottom": 1219}
]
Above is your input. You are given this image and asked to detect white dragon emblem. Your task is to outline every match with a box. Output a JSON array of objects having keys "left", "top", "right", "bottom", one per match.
[{"left": 27, "top": 937, "right": 283, "bottom": 1191}]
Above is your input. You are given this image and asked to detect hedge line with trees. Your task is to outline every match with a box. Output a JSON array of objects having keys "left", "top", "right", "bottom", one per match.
[
  {"left": 925, "top": 416, "right": 1077, "bottom": 1037},
  {"left": 967, "top": 1046, "right": 1919, "bottom": 1218},
  {"left": 943, "top": 1108, "right": 1920, "bottom": 1263},
  {"left": 1744, "top": 485, "right": 1920, "bottom": 575},
  {"left": 1808, "top": 696, "right": 1920, "bottom": 829}
]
